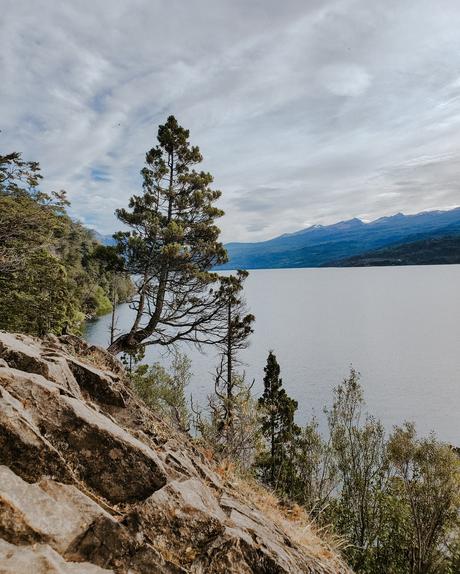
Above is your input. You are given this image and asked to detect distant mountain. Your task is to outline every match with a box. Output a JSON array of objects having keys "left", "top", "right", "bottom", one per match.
[
  {"left": 92, "top": 231, "right": 117, "bottom": 246},
  {"left": 218, "top": 207, "right": 460, "bottom": 269}
]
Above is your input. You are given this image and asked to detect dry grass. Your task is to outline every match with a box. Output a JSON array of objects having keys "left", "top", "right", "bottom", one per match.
[
  {"left": 53, "top": 333, "right": 122, "bottom": 374},
  {"left": 215, "top": 460, "right": 350, "bottom": 572},
  {"left": 85, "top": 350, "right": 120, "bottom": 373}
]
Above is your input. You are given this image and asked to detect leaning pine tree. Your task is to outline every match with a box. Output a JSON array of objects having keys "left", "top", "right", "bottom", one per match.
[{"left": 108, "top": 116, "right": 228, "bottom": 355}]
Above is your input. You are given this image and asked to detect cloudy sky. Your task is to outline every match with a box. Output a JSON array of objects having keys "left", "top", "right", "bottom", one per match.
[{"left": 1, "top": 0, "right": 460, "bottom": 242}]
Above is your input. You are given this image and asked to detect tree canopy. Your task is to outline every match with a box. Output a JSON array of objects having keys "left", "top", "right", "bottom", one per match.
[
  {"left": 108, "top": 115, "right": 228, "bottom": 354},
  {"left": 257, "top": 351, "right": 301, "bottom": 489},
  {"left": 0, "top": 151, "right": 132, "bottom": 335}
]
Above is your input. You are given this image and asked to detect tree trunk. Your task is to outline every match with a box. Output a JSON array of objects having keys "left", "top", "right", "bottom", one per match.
[
  {"left": 109, "top": 276, "right": 118, "bottom": 345},
  {"left": 226, "top": 300, "right": 233, "bottom": 443},
  {"left": 107, "top": 154, "right": 174, "bottom": 356}
]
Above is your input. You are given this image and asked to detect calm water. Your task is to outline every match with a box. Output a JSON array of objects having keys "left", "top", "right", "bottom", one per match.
[{"left": 84, "top": 266, "right": 460, "bottom": 444}]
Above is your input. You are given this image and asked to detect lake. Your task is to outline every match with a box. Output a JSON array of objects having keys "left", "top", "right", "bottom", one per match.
[{"left": 84, "top": 266, "right": 460, "bottom": 445}]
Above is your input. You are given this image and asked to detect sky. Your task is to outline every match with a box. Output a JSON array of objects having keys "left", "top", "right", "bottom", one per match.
[{"left": 1, "top": 0, "right": 460, "bottom": 242}]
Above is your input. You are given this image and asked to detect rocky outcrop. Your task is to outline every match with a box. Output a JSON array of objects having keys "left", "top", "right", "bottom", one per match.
[{"left": 0, "top": 332, "right": 351, "bottom": 574}]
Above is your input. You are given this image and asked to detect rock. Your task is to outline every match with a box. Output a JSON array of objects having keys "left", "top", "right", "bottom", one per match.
[
  {"left": 0, "top": 332, "right": 81, "bottom": 398},
  {"left": 58, "top": 336, "right": 125, "bottom": 376},
  {"left": 0, "top": 332, "right": 351, "bottom": 574},
  {"left": 68, "top": 515, "right": 178, "bottom": 573},
  {"left": 128, "top": 479, "right": 227, "bottom": 571},
  {"left": 150, "top": 478, "right": 228, "bottom": 522},
  {"left": 0, "top": 539, "right": 113, "bottom": 573},
  {"left": 0, "top": 332, "right": 127, "bottom": 404},
  {"left": 160, "top": 439, "right": 223, "bottom": 487},
  {"left": 0, "top": 466, "right": 112, "bottom": 552},
  {"left": 65, "top": 356, "right": 129, "bottom": 407},
  {"left": 0, "top": 465, "right": 174, "bottom": 573},
  {"left": 0, "top": 383, "right": 70, "bottom": 483},
  {"left": 58, "top": 396, "right": 168, "bottom": 502},
  {"left": 0, "top": 367, "right": 167, "bottom": 503},
  {"left": 129, "top": 480, "right": 331, "bottom": 573},
  {"left": 0, "top": 333, "right": 46, "bottom": 374}
]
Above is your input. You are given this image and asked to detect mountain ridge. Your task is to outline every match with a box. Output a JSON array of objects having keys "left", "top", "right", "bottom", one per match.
[{"left": 219, "top": 207, "right": 460, "bottom": 269}]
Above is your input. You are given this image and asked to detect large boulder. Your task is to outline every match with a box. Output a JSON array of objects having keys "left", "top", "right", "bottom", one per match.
[
  {"left": 0, "top": 332, "right": 82, "bottom": 398},
  {"left": 0, "top": 466, "right": 113, "bottom": 552},
  {"left": 0, "top": 367, "right": 167, "bottom": 503}
]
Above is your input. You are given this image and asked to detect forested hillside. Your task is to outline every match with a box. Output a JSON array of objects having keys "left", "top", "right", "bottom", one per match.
[
  {"left": 0, "top": 152, "right": 132, "bottom": 336},
  {"left": 327, "top": 235, "right": 460, "bottom": 267}
]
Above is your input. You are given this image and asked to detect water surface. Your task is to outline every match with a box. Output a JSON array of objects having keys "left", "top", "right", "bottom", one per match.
[{"left": 85, "top": 266, "right": 460, "bottom": 444}]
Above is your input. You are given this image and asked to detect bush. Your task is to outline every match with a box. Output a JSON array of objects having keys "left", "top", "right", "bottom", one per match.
[
  {"left": 194, "top": 373, "right": 261, "bottom": 471},
  {"left": 132, "top": 353, "right": 191, "bottom": 432},
  {"left": 255, "top": 366, "right": 460, "bottom": 573}
]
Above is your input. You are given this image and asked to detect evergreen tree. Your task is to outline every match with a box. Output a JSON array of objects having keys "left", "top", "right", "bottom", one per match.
[
  {"left": 108, "top": 116, "right": 228, "bottom": 355},
  {"left": 214, "top": 270, "right": 255, "bottom": 437},
  {"left": 257, "top": 351, "right": 300, "bottom": 490},
  {"left": 194, "top": 270, "right": 257, "bottom": 468}
]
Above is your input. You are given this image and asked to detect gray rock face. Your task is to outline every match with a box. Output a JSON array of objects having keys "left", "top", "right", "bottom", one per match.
[
  {"left": 0, "top": 466, "right": 112, "bottom": 552},
  {"left": 0, "top": 332, "right": 351, "bottom": 574},
  {"left": 0, "top": 539, "right": 112, "bottom": 573},
  {"left": 0, "top": 367, "right": 167, "bottom": 503}
]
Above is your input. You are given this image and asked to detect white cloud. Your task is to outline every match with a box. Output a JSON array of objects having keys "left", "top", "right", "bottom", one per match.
[
  {"left": 319, "top": 63, "right": 372, "bottom": 97},
  {"left": 1, "top": 0, "right": 460, "bottom": 241}
]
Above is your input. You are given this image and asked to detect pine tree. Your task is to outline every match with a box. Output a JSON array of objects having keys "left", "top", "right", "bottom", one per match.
[
  {"left": 193, "top": 270, "right": 258, "bottom": 468},
  {"left": 214, "top": 270, "right": 255, "bottom": 435},
  {"left": 257, "top": 351, "right": 300, "bottom": 490},
  {"left": 108, "top": 116, "right": 228, "bottom": 355}
]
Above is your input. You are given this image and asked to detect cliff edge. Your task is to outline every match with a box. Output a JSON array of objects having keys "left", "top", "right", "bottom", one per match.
[{"left": 0, "top": 331, "right": 351, "bottom": 574}]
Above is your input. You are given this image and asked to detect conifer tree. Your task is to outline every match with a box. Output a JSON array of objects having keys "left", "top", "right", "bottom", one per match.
[
  {"left": 108, "top": 116, "right": 228, "bottom": 355},
  {"left": 193, "top": 270, "right": 258, "bottom": 467},
  {"left": 214, "top": 270, "right": 255, "bottom": 434},
  {"left": 257, "top": 351, "right": 300, "bottom": 489}
]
